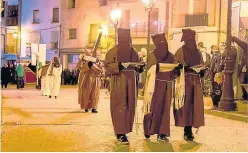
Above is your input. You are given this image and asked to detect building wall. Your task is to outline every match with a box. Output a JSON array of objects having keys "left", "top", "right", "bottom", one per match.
[
  {"left": 169, "top": 0, "right": 228, "bottom": 54},
  {"left": 21, "top": 0, "right": 60, "bottom": 61},
  {"left": 60, "top": 0, "right": 167, "bottom": 49}
]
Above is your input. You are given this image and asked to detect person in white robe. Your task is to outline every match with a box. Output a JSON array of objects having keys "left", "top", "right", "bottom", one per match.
[
  {"left": 40, "top": 64, "right": 50, "bottom": 96},
  {"left": 47, "top": 57, "right": 62, "bottom": 99}
]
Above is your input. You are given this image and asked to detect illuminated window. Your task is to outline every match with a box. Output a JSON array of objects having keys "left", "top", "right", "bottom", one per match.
[
  {"left": 69, "top": 29, "right": 77, "bottom": 39},
  {"left": 68, "top": 0, "right": 76, "bottom": 9}
]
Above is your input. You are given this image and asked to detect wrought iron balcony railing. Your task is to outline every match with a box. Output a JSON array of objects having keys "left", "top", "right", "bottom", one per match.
[
  {"left": 108, "top": 22, "right": 166, "bottom": 37},
  {"left": 6, "top": 16, "right": 18, "bottom": 26},
  {"left": 33, "top": 18, "right": 40, "bottom": 24},
  {"left": 185, "top": 13, "right": 208, "bottom": 27}
]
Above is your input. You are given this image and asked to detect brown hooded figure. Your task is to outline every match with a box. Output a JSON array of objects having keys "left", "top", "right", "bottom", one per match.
[
  {"left": 104, "top": 28, "right": 144, "bottom": 144},
  {"left": 76, "top": 46, "right": 102, "bottom": 113},
  {"left": 143, "top": 33, "right": 178, "bottom": 141},
  {"left": 174, "top": 29, "right": 205, "bottom": 141}
]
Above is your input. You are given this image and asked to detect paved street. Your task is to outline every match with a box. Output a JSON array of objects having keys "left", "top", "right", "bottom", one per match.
[{"left": 1, "top": 85, "right": 248, "bottom": 152}]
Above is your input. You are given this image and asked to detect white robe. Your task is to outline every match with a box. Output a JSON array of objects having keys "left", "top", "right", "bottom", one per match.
[
  {"left": 41, "top": 76, "right": 50, "bottom": 96},
  {"left": 47, "top": 64, "right": 62, "bottom": 97}
]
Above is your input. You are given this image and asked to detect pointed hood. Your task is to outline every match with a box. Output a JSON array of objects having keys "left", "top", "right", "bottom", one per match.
[{"left": 152, "top": 33, "right": 169, "bottom": 62}]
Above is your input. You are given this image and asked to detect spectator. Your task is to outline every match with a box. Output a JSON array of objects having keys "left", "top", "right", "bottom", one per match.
[
  {"left": 210, "top": 45, "right": 223, "bottom": 109},
  {"left": 16, "top": 63, "right": 25, "bottom": 89},
  {"left": 1, "top": 64, "right": 11, "bottom": 89}
]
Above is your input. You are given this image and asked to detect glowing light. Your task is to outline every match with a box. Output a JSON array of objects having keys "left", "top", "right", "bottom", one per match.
[
  {"left": 110, "top": 8, "right": 122, "bottom": 24},
  {"left": 142, "top": 0, "right": 156, "bottom": 10},
  {"left": 13, "top": 32, "right": 18, "bottom": 39},
  {"left": 131, "top": 23, "right": 136, "bottom": 27},
  {"left": 154, "top": 21, "right": 158, "bottom": 25},
  {"left": 99, "top": 24, "right": 108, "bottom": 35}
]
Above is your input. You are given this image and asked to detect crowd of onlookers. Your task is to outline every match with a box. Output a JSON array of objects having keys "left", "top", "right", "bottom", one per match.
[
  {"left": 1, "top": 62, "right": 26, "bottom": 89},
  {"left": 61, "top": 68, "right": 80, "bottom": 85}
]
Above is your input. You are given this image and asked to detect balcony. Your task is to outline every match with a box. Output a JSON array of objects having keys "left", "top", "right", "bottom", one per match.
[
  {"left": 6, "top": 16, "right": 18, "bottom": 26},
  {"left": 108, "top": 22, "right": 166, "bottom": 37},
  {"left": 32, "top": 18, "right": 40, "bottom": 24},
  {"left": 185, "top": 13, "right": 208, "bottom": 27},
  {"left": 51, "top": 17, "right": 59, "bottom": 23}
]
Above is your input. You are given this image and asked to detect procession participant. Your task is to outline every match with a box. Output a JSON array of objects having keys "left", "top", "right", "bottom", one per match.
[
  {"left": 76, "top": 46, "right": 102, "bottom": 113},
  {"left": 40, "top": 64, "right": 50, "bottom": 96},
  {"left": 232, "top": 36, "right": 248, "bottom": 100},
  {"left": 143, "top": 33, "right": 182, "bottom": 141},
  {"left": 48, "top": 57, "right": 62, "bottom": 99},
  {"left": 104, "top": 28, "right": 145, "bottom": 144},
  {"left": 174, "top": 29, "right": 206, "bottom": 141}
]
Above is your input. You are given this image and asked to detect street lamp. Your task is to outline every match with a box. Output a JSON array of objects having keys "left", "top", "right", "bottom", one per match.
[
  {"left": 142, "top": 0, "right": 156, "bottom": 57},
  {"left": 110, "top": 8, "right": 122, "bottom": 46},
  {"left": 218, "top": 0, "right": 237, "bottom": 111}
]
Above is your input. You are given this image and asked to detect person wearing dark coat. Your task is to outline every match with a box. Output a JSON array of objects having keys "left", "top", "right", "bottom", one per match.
[
  {"left": 174, "top": 29, "right": 206, "bottom": 141},
  {"left": 1, "top": 64, "right": 11, "bottom": 88}
]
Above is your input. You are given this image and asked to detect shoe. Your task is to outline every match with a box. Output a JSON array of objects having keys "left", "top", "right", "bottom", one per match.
[
  {"left": 55, "top": 96, "right": 57, "bottom": 99},
  {"left": 184, "top": 134, "right": 194, "bottom": 141},
  {"left": 92, "top": 109, "right": 98, "bottom": 113},
  {"left": 119, "top": 135, "right": 129, "bottom": 144},
  {"left": 157, "top": 134, "right": 169, "bottom": 142},
  {"left": 145, "top": 135, "right": 150, "bottom": 139},
  {"left": 117, "top": 134, "right": 122, "bottom": 140},
  {"left": 49, "top": 96, "right": 51, "bottom": 98},
  {"left": 85, "top": 109, "right": 89, "bottom": 112}
]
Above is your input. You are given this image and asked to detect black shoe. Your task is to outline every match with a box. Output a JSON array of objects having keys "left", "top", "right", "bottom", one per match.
[
  {"left": 55, "top": 96, "right": 57, "bottom": 99},
  {"left": 145, "top": 135, "right": 150, "bottom": 139},
  {"left": 49, "top": 96, "right": 51, "bottom": 98},
  {"left": 157, "top": 134, "right": 169, "bottom": 142},
  {"left": 117, "top": 134, "right": 122, "bottom": 140},
  {"left": 119, "top": 135, "right": 129, "bottom": 144},
  {"left": 92, "top": 109, "right": 98, "bottom": 113},
  {"left": 184, "top": 134, "right": 194, "bottom": 141},
  {"left": 85, "top": 109, "right": 89, "bottom": 112}
]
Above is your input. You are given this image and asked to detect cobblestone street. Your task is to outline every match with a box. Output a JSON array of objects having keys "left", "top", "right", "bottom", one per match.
[{"left": 1, "top": 85, "right": 248, "bottom": 152}]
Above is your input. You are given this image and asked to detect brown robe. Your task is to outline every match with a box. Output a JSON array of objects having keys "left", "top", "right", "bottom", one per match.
[
  {"left": 104, "top": 46, "right": 141, "bottom": 134},
  {"left": 77, "top": 60, "right": 102, "bottom": 109},
  {"left": 144, "top": 51, "right": 177, "bottom": 136},
  {"left": 174, "top": 45, "right": 205, "bottom": 128}
]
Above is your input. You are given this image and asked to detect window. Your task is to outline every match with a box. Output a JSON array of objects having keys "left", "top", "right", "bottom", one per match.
[
  {"left": 89, "top": 24, "right": 101, "bottom": 43},
  {"left": 69, "top": 29, "right": 76, "bottom": 39},
  {"left": 33, "top": 10, "right": 39, "bottom": 24},
  {"left": 52, "top": 8, "right": 59, "bottom": 22},
  {"left": 26, "top": 46, "right": 31, "bottom": 57},
  {"left": 68, "top": 0, "right": 76, "bottom": 9}
]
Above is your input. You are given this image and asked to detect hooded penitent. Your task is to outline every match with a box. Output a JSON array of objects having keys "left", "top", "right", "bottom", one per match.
[
  {"left": 117, "top": 28, "right": 133, "bottom": 63},
  {"left": 151, "top": 33, "right": 169, "bottom": 62},
  {"left": 181, "top": 29, "right": 202, "bottom": 66}
]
